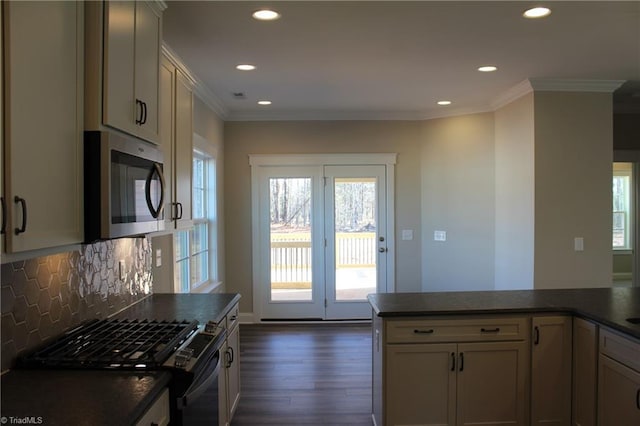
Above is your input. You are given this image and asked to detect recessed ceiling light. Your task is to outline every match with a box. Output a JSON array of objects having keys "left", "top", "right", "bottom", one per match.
[
  {"left": 523, "top": 7, "right": 551, "bottom": 19},
  {"left": 252, "top": 9, "right": 281, "bottom": 21},
  {"left": 258, "top": 100, "right": 272, "bottom": 106},
  {"left": 437, "top": 101, "right": 452, "bottom": 106},
  {"left": 236, "top": 64, "right": 256, "bottom": 71},
  {"left": 478, "top": 65, "right": 498, "bottom": 72}
]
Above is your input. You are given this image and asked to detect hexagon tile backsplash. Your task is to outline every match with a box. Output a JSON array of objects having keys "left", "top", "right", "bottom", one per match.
[{"left": 1, "top": 237, "right": 153, "bottom": 371}]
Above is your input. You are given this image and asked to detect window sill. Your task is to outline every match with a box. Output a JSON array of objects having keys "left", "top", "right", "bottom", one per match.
[
  {"left": 613, "top": 249, "right": 633, "bottom": 255},
  {"left": 191, "top": 280, "right": 224, "bottom": 294}
]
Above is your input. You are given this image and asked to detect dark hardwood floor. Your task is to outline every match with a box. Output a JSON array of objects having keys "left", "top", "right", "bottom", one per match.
[{"left": 232, "top": 323, "right": 373, "bottom": 425}]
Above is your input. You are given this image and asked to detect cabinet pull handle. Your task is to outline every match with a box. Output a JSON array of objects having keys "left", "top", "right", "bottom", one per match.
[
  {"left": 480, "top": 327, "right": 500, "bottom": 333},
  {"left": 177, "top": 202, "right": 183, "bottom": 220},
  {"left": 1, "top": 196, "right": 6, "bottom": 234},
  {"left": 534, "top": 326, "right": 540, "bottom": 345},
  {"left": 636, "top": 388, "right": 639, "bottom": 410},
  {"left": 413, "top": 329, "right": 434, "bottom": 334},
  {"left": 225, "top": 347, "right": 234, "bottom": 368},
  {"left": 141, "top": 101, "right": 148, "bottom": 125},
  {"left": 450, "top": 352, "right": 456, "bottom": 371},
  {"left": 135, "top": 99, "right": 143, "bottom": 124},
  {"left": 14, "top": 196, "right": 27, "bottom": 235},
  {"left": 459, "top": 352, "right": 464, "bottom": 372}
]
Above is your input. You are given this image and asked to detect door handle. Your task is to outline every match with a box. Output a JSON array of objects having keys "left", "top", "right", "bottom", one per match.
[
  {"left": 413, "top": 329, "right": 434, "bottom": 334},
  {"left": 135, "top": 99, "right": 143, "bottom": 125},
  {"left": 534, "top": 326, "right": 540, "bottom": 345},
  {"left": 450, "top": 352, "right": 456, "bottom": 372},
  {"left": 378, "top": 247, "right": 387, "bottom": 253},
  {"left": 459, "top": 352, "right": 464, "bottom": 372},
  {"left": 141, "top": 101, "right": 148, "bottom": 125},
  {"left": 14, "top": 196, "right": 27, "bottom": 235}
]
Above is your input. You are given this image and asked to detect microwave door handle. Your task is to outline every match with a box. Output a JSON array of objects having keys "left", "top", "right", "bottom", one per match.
[{"left": 145, "top": 163, "right": 165, "bottom": 219}]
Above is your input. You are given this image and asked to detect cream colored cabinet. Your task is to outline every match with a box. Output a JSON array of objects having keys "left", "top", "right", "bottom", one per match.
[
  {"left": 2, "top": 1, "right": 84, "bottom": 253},
  {"left": 376, "top": 316, "right": 529, "bottom": 426},
  {"left": 219, "top": 303, "right": 241, "bottom": 425},
  {"left": 135, "top": 388, "right": 169, "bottom": 426},
  {"left": 598, "top": 329, "right": 640, "bottom": 426},
  {"left": 159, "top": 55, "right": 193, "bottom": 230},
  {"left": 85, "top": 1, "right": 163, "bottom": 145},
  {"left": 572, "top": 318, "right": 598, "bottom": 426},
  {"left": 531, "top": 316, "right": 572, "bottom": 426}
]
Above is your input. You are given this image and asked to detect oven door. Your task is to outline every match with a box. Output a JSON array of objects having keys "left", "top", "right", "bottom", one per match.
[{"left": 175, "top": 350, "right": 220, "bottom": 426}]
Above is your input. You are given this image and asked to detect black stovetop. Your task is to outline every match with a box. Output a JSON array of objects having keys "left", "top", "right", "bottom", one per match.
[{"left": 20, "top": 318, "right": 199, "bottom": 369}]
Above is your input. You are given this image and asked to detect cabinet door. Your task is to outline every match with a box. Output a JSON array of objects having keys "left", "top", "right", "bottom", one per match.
[
  {"left": 218, "top": 339, "right": 230, "bottom": 426},
  {"left": 226, "top": 323, "right": 241, "bottom": 420},
  {"left": 159, "top": 57, "right": 175, "bottom": 226},
  {"left": 386, "top": 343, "right": 456, "bottom": 426},
  {"left": 174, "top": 70, "right": 193, "bottom": 230},
  {"left": 598, "top": 354, "right": 640, "bottom": 426},
  {"left": 4, "top": 1, "right": 84, "bottom": 252},
  {"left": 103, "top": 0, "right": 136, "bottom": 136},
  {"left": 133, "top": 1, "right": 161, "bottom": 143},
  {"left": 531, "top": 316, "right": 572, "bottom": 426},
  {"left": 573, "top": 318, "right": 598, "bottom": 426},
  {"left": 456, "top": 341, "right": 527, "bottom": 426}
]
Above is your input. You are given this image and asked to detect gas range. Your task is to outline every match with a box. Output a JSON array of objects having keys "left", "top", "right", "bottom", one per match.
[{"left": 19, "top": 318, "right": 226, "bottom": 425}]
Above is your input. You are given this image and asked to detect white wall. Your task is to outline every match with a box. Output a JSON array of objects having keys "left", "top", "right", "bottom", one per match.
[
  {"left": 420, "top": 113, "right": 496, "bottom": 291},
  {"left": 533, "top": 91, "right": 613, "bottom": 288},
  {"left": 494, "top": 93, "right": 535, "bottom": 290}
]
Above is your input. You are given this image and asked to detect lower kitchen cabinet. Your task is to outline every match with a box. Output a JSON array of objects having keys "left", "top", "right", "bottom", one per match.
[
  {"left": 376, "top": 316, "right": 529, "bottom": 426},
  {"left": 572, "top": 317, "right": 598, "bottom": 426},
  {"left": 219, "top": 303, "right": 241, "bottom": 426},
  {"left": 598, "top": 329, "right": 640, "bottom": 426},
  {"left": 531, "top": 316, "right": 572, "bottom": 426},
  {"left": 135, "top": 388, "right": 170, "bottom": 426}
]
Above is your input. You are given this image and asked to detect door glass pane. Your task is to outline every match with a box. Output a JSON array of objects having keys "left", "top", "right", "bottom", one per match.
[
  {"left": 270, "top": 178, "right": 313, "bottom": 301},
  {"left": 334, "top": 177, "right": 377, "bottom": 300}
]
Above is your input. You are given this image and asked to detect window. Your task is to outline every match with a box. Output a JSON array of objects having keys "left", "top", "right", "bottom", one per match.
[
  {"left": 175, "top": 142, "right": 218, "bottom": 292},
  {"left": 613, "top": 163, "right": 633, "bottom": 250}
]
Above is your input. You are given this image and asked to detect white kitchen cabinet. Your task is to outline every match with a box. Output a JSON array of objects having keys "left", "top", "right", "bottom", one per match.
[
  {"left": 376, "top": 316, "right": 529, "bottom": 426},
  {"left": 598, "top": 328, "right": 640, "bottom": 426},
  {"left": 572, "top": 317, "right": 598, "bottom": 426},
  {"left": 159, "top": 54, "right": 193, "bottom": 230},
  {"left": 135, "top": 388, "right": 170, "bottom": 426},
  {"left": 85, "top": 1, "right": 163, "bottom": 145},
  {"left": 2, "top": 1, "right": 84, "bottom": 253},
  {"left": 531, "top": 316, "right": 572, "bottom": 426},
  {"left": 219, "top": 302, "right": 241, "bottom": 425}
]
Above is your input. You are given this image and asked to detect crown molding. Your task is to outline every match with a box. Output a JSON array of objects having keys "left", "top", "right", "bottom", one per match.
[
  {"left": 491, "top": 80, "right": 534, "bottom": 110},
  {"left": 528, "top": 78, "right": 626, "bottom": 93},
  {"left": 161, "top": 43, "right": 228, "bottom": 120}
]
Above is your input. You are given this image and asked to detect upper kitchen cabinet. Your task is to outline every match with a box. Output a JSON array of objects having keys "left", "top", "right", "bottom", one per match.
[
  {"left": 85, "top": 1, "right": 164, "bottom": 144},
  {"left": 2, "top": 1, "right": 84, "bottom": 253}
]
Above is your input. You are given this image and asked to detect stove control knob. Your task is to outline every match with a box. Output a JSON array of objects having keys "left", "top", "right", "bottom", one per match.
[
  {"left": 204, "top": 321, "right": 218, "bottom": 334},
  {"left": 174, "top": 348, "right": 194, "bottom": 368}
]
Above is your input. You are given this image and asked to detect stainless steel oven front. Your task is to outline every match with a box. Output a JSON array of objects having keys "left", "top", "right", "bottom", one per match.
[{"left": 84, "top": 130, "right": 166, "bottom": 241}]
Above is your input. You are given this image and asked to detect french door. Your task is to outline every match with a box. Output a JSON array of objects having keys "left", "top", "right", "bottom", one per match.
[{"left": 251, "top": 155, "right": 394, "bottom": 320}]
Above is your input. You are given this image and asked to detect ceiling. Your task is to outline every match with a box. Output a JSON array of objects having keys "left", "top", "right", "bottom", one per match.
[{"left": 162, "top": 1, "right": 640, "bottom": 121}]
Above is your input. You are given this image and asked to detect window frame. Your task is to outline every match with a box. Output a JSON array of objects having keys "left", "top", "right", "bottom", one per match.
[{"left": 613, "top": 163, "right": 634, "bottom": 251}]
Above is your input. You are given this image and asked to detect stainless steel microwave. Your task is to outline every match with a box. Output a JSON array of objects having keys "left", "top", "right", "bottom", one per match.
[{"left": 84, "top": 130, "right": 166, "bottom": 242}]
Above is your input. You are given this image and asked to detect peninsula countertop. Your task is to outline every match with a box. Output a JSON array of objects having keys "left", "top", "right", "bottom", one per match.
[{"left": 367, "top": 287, "right": 640, "bottom": 339}]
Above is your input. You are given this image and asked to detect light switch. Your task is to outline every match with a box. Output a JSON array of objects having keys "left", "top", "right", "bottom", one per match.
[
  {"left": 434, "top": 230, "right": 447, "bottom": 242},
  {"left": 574, "top": 237, "right": 584, "bottom": 252},
  {"left": 401, "top": 230, "right": 413, "bottom": 241}
]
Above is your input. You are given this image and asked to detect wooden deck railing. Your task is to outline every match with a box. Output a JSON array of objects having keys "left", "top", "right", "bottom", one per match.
[{"left": 270, "top": 232, "right": 375, "bottom": 288}]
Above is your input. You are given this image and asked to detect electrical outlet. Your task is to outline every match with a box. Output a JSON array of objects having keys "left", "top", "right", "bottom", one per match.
[
  {"left": 574, "top": 237, "right": 584, "bottom": 252},
  {"left": 401, "top": 230, "right": 413, "bottom": 241},
  {"left": 155, "top": 249, "right": 162, "bottom": 267},
  {"left": 434, "top": 230, "right": 447, "bottom": 242}
]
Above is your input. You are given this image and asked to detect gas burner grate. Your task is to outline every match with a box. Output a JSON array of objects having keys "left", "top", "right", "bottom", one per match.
[{"left": 21, "top": 318, "right": 199, "bottom": 369}]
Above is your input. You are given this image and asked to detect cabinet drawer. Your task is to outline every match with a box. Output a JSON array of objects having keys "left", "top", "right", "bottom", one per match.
[
  {"left": 226, "top": 303, "right": 240, "bottom": 332},
  {"left": 386, "top": 317, "right": 528, "bottom": 343},
  {"left": 600, "top": 328, "right": 640, "bottom": 372}
]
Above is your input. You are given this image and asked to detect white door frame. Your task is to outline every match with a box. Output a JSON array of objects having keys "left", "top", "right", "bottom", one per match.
[{"left": 250, "top": 153, "right": 397, "bottom": 321}]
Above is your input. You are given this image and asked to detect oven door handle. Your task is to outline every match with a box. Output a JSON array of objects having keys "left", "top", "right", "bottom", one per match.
[
  {"left": 145, "top": 162, "right": 165, "bottom": 219},
  {"left": 177, "top": 350, "right": 220, "bottom": 410}
]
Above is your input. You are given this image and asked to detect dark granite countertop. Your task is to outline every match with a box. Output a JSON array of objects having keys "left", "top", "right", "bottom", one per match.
[
  {"left": 113, "top": 293, "right": 242, "bottom": 324},
  {"left": 368, "top": 287, "right": 640, "bottom": 339},
  {"left": 1, "top": 293, "right": 241, "bottom": 426},
  {"left": 0, "top": 370, "right": 171, "bottom": 426}
]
